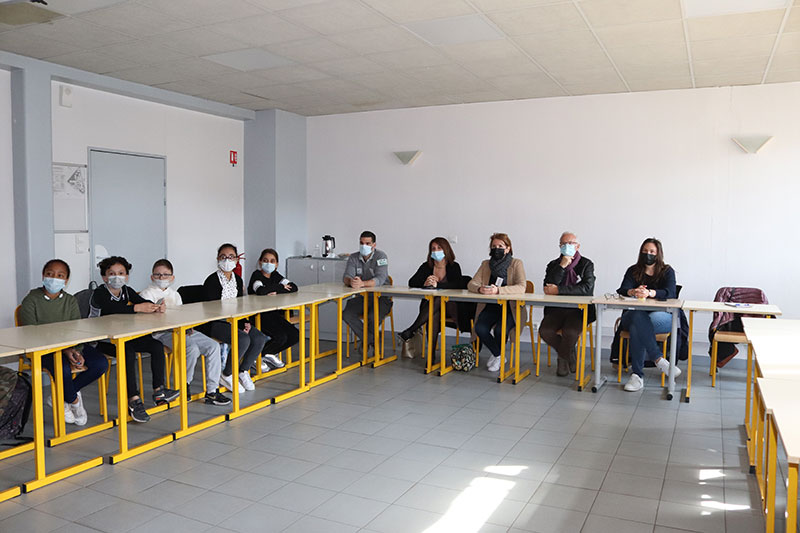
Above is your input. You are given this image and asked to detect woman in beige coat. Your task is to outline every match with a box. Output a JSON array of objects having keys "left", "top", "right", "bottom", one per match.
[{"left": 467, "top": 233, "right": 526, "bottom": 372}]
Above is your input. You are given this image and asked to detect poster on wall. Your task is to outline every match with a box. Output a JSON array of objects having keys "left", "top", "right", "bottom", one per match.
[{"left": 52, "top": 163, "right": 88, "bottom": 232}]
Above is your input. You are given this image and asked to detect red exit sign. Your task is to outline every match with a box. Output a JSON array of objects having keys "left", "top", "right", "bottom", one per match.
[{"left": 230, "top": 151, "right": 238, "bottom": 166}]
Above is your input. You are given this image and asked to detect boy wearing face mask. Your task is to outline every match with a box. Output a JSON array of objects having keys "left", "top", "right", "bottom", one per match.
[
  {"left": 343, "top": 230, "right": 392, "bottom": 352},
  {"left": 540, "top": 232, "right": 596, "bottom": 377},
  {"left": 90, "top": 256, "right": 179, "bottom": 423},
  {"left": 139, "top": 259, "right": 230, "bottom": 406},
  {"left": 19, "top": 259, "right": 109, "bottom": 426},
  {"left": 247, "top": 248, "right": 298, "bottom": 371}
]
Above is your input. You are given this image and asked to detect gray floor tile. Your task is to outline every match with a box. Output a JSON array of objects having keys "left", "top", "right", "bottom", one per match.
[
  {"left": 581, "top": 514, "right": 653, "bottom": 533},
  {"left": 34, "top": 487, "right": 121, "bottom": 521},
  {"left": 170, "top": 462, "right": 241, "bottom": 489},
  {"left": 310, "top": 492, "right": 389, "bottom": 528},
  {"left": 0, "top": 507, "right": 68, "bottom": 533},
  {"left": 370, "top": 456, "right": 437, "bottom": 483},
  {"left": 656, "top": 500, "right": 726, "bottom": 533},
  {"left": 129, "top": 511, "right": 213, "bottom": 533},
  {"left": 600, "top": 472, "right": 663, "bottom": 500},
  {"left": 251, "top": 456, "right": 320, "bottom": 481},
  {"left": 173, "top": 490, "right": 252, "bottom": 526},
  {"left": 127, "top": 479, "right": 207, "bottom": 510},
  {"left": 282, "top": 515, "right": 358, "bottom": 533},
  {"left": 591, "top": 491, "right": 659, "bottom": 524},
  {"left": 214, "top": 471, "right": 287, "bottom": 501},
  {"left": 223, "top": 502, "right": 301, "bottom": 533},
  {"left": 343, "top": 473, "right": 414, "bottom": 503},
  {"left": 394, "top": 483, "right": 460, "bottom": 514},
  {"left": 544, "top": 465, "right": 607, "bottom": 490},
  {"left": 530, "top": 482, "right": 598, "bottom": 512},
  {"left": 294, "top": 464, "right": 364, "bottom": 492},
  {"left": 513, "top": 502, "right": 588, "bottom": 533},
  {"left": 325, "top": 448, "right": 387, "bottom": 473},
  {"left": 77, "top": 500, "right": 163, "bottom": 533}
]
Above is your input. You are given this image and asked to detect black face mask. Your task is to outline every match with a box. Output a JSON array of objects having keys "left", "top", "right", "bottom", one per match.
[
  {"left": 640, "top": 252, "right": 657, "bottom": 266},
  {"left": 490, "top": 248, "right": 506, "bottom": 260}
]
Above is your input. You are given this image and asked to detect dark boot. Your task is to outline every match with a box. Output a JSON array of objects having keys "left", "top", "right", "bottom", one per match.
[
  {"left": 568, "top": 348, "right": 577, "bottom": 374},
  {"left": 556, "top": 357, "right": 569, "bottom": 377}
]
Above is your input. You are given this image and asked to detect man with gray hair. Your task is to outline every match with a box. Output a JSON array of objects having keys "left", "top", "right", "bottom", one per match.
[{"left": 540, "top": 232, "right": 596, "bottom": 377}]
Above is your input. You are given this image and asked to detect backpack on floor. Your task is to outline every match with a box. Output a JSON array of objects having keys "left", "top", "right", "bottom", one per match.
[
  {"left": 450, "top": 343, "right": 476, "bottom": 372},
  {"left": 0, "top": 368, "right": 33, "bottom": 443}
]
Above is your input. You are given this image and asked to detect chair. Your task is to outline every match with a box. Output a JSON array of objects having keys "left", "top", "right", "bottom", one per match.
[
  {"left": 708, "top": 287, "right": 771, "bottom": 387},
  {"left": 345, "top": 276, "right": 396, "bottom": 358},
  {"left": 507, "top": 280, "right": 536, "bottom": 375}
]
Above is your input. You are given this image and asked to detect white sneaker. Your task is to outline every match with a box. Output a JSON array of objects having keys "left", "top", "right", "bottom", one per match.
[
  {"left": 263, "top": 354, "right": 285, "bottom": 369},
  {"left": 655, "top": 357, "right": 682, "bottom": 377},
  {"left": 239, "top": 371, "right": 255, "bottom": 391},
  {"left": 62, "top": 401, "right": 76, "bottom": 424},
  {"left": 220, "top": 373, "right": 245, "bottom": 393},
  {"left": 624, "top": 373, "right": 644, "bottom": 392},
  {"left": 261, "top": 360, "right": 271, "bottom": 373},
  {"left": 68, "top": 392, "right": 88, "bottom": 426},
  {"left": 486, "top": 355, "right": 501, "bottom": 372}
]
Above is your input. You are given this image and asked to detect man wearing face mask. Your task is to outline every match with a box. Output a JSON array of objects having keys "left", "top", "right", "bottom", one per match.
[
  {"left": 539, "top": 232, "right": 596, "bottom": 377},
  {"left": 343, "top": 231, "right": 392, "bottom": 353}
]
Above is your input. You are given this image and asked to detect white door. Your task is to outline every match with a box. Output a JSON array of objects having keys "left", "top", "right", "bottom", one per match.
[{"left": 89, "top": 150, "right": 166, "bottom": 290}]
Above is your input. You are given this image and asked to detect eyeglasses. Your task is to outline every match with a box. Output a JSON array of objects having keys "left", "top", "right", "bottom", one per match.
[
  {"left": 152, "top": 273, "right": 172, "bottom": 279},
  {"left": 218, "top": 254, "right": 237, "bottom": 261},
  {"left": 560, "top": 241, "right": 579, "bottom": 246},
  {"left": 603, "top": 293, "right": 623, "bottom": 300}
]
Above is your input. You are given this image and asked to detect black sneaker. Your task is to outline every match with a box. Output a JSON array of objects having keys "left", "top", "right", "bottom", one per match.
[
  {"left": 153, "top": 387, "right": 180, "bottom": 406},
  {"left": 204, "top": 390, "right": 232, "bottom": 406},
  {"left": 186, "top": 383, "right": 191, "bottom": 401},
  {"left": 129, "top": 399, "right": 150, "bottom": 423}
]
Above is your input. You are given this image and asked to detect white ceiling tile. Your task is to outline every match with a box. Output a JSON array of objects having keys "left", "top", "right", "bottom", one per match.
[
  {"left": 517, "top": 32, "right": 612, "bottom": 72},
  {"left": 683, "top": 0, "right": 791, "bottom": 19},
  {"left": 23, "top": 17, "right": 133, "bottom": 48},
  {"left": 489, "top": 4, "right": 587, "bottom": 35},
  {"left": 248, "top": 0, "right": 328, "bottom": 11},
  {"left": 209, "top": 14, "right": 313, "bottom": 46},
  {"left": 245, "top": 83, "right": 320, "bottom": 101},
  {"left": 402, "top": 64, "right": 494, "bottom": 92},
  {"left": 311, "top": 56, "right": 386, "bottom": 76},
  {"left": 488, "top": 72, "right": 566, "bottom": 98},
  {"left": 47, "top": 50, "right": 139, "bottom": 73},
  {"left": 404, "top": 15, "right": 505, "bottom": 45},
  {"left": 327, "top": 25, "right": 424, "bottom": 54},
  {"left": 237, "top": 100, "right": 278, "bottom": 111},
  {"left": 691, "top": 34, "right": 777, "bottom": 61},
  {"left": 578, "top": 0, "right": 682, "bottom": 27},
  {"left": 562, "top": 78, "right": 628, "bottom": 95},
  {"left": 694, "top": 71, "right": 765, "bottom": 87},
  {"left": 692, "top": 55, "right": 770, "bottom": 77},
  {"left": 44, "top": 0, "right": 126, "bottom": 16},
  {"left": 449, "top": 88, "right": 510, "bottom": 103},
  {"left": 107, "top": 65, "right": 185, "bottom": 85},
  {"left": 786, "top": 8, "right": 800, "bottom": 32},
  {"left": 251, "top": 65, "right": 331, "bottom": 85},
  {"left": 471, "top": 0, "right": 572, "bottom": 12},
  {"left": 265, "top": 37, "right": 354, "bottom": 63},
  {"left": 627, "top": 77, "right": 694, "bottom": 91},
  {"left": 553, "top": 66, "right": 623, "bottom": 85},
  {"left": 299, "top": 78, "right": 384, "bottom": 104},
  {"left": 765, "top": 67, "right": 800, "bottom": 82},
  {"left": 138, "top": 0, "right": 267, "bottom": 25},
  {"left": 101, "top": 40, "right": 189, "bottom": 65},
  {"left": 608, "top": 43, "right": 688, "bottom": 69},
  {"left": 77, "top": 3, "right": 193, "bottom": 37},
  {"left": 349, "top": 71, "right": 437, "bottom": 96},
  {"left": 367, "top": 46, "right": 451, "bottom": 69},
  {"left": 688, "top": 10, "right": 785, "bottom": 41},
  {"left": 400, "top": 94, "right": 460, "bottom": 108},
  {"left": 361, "top": 0, "right": 474, "bottom": 24},
  {"left": 203, "top": 72, "right": 275, "bottom": 91},
  {"left": 595, "top": 20, "right": 685, "bottom": 48},
  {"left": 768, "top": 52, "right": 800, "bottom": 70},
  {"left": 154, "top": 78, "right": 231, "bottom": 96},
  {"left": 438, "top": 38, "right": 526, "bottom": 63},
  {"left": 616, "top": 62, "right": 690, "bottom": 80},
  {"left": 461, "top": 56, "right": 543, "bottom": 77},
  {"left": 203, "top": 49, "right": 294, "bottom": 71},
  {"left": 151, "top": 28, "right": 249, "bottom": 56},
  {"left": 161, "top": 57, "right": 240, "bottom": 79},
  {"left": 279, "top": 0, "right": 387, "bottom": 35},
  {"left": 776, "top": 32, "right": 800, "bottom": 54},
  {"left": 196, "top": 88, "right": 268, "bottom": 106},
  {"left": 0, "top": 30, "right": 81, "bottom": 59}
]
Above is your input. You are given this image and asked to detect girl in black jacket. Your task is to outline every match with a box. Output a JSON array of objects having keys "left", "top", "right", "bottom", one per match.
[
  {"left": 248, "top": 248, "right": 298, "bottom": 371},
  {"left": 400, "top": 237, "right": 463, "bottom": 357}
]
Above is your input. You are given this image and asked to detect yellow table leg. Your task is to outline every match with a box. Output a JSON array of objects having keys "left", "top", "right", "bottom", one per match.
[
  {"left": 766, "top": 413, "right": 777, "bottom": 533},
  {"left": 425, "top": 295, "right": 437, "bottom": 374},
  {"left": 497, "top": 301, "right": 512, "bottom": 383},
  {"left": 438, "top": 296, "right": 451, "bottom": 376},
  {"left": 113, "top": 338, "right": 129, "bottom": 458},
  {"left": 745, "top": 342, "right": 753, "bottom": 436},
  {"left": 788, "top": 463, "right": 798, "bottom": 533},
  {"left": 274, "top": 304, "right": 309, "bottom": 403},
  {"left": 338, "top": 297, "right": 360, "bottom": 375},
  {"left": 686, "top": 310, "right": 694, "bottom": 402},
  {"left": 756, "top": 391, "right": 766, "bottom": 502},
  {"left": 373, "top": 292, "right": 396, "bottom": 368},
  {"left": 512, "top": 300, "right": 530, "bottom": 384},
  {"left": 229, "top": 317, "right": 240, "bottom": 414},
  {"left": 578, "top": 305, "right": 590, "bottom": 391},
  {"left": 53, "top": 350, "right": 65, "bottom": 438},
  {"left": 362, "top": 296, "right": 370, "bottom": 365}
]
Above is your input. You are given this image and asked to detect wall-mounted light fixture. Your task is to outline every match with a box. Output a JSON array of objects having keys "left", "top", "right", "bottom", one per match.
[
  {"left": 393, "top": 151, "right": 422, "bottom": 165},
  {"left": 731, "top": 136, "right": 773, "bottom": 154}
]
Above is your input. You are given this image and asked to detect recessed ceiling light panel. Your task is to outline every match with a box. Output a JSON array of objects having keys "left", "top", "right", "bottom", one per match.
[
  {"left": 203, "top": 48, "right": 294, "bottom": 71},
  {"left": 404, "top": 14, "right": 504, "bottom": 46},
  {"left": 683, "top": 0, "right": 790, "bottom": 19}
]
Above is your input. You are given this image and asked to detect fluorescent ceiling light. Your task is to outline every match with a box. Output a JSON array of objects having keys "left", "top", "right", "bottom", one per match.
[
  {"left": 404, "top": 14, "right": 504, "bottom": 46},
  {"left": 683, "top": 0, "right": 790, "bottom": 18},
  {"left": 44, "top": 0, "right": 126, "bottom": 15},
  {"left": 203, "top": 49, "right": 294, "bottom": 71}
]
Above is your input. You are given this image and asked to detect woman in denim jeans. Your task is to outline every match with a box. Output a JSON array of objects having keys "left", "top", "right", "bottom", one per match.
[{"left": 617, "top": 238, "right": 678, "bottom": 392}]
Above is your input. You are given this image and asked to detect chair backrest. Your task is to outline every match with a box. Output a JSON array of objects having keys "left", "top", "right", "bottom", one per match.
[
  {"left": 676, "top": 284, "right": 682, "bottom": 298},
  {"left": 712, "top": 286, "right": 768, "bottom": 305},
  {"left": 73, "top": 288, "right": 94, "bottom": 319},
  {"left": 460, "top": 275, "right": 471, "bottom": 290},
  {"left": 178, "top": 285, "right": 206, "bottom": 305},
  {"left": 13, "top": 305, "right": 21, "bottom": 327},
  {"left": 525, "top": 280, "right": 534, "bottom": 294},
  {"left": 387, "top": 275, "right": 393, "bottom": 286}
]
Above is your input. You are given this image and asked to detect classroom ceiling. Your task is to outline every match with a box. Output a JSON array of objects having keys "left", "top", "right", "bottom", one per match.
[{"left": 0, "top": 0, "right": 798, "bottom": 116}]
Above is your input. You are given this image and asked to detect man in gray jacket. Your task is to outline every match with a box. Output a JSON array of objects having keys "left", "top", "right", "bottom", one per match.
[{"left": 343, "top": 230, "right": 393, "bottom": 351}]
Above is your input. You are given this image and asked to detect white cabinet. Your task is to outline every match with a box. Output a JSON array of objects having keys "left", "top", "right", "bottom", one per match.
[{"left": 286, "top": 257, "right": 349, "bottom": 340}]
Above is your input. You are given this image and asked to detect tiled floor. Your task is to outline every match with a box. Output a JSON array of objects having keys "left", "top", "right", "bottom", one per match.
[{"left": 0, "top": 343, "right": 777, "bottom": 532}]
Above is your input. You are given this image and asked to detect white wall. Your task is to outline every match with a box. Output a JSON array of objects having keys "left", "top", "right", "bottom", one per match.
[
  {"left": 0, "top": 70, "right": 16, "bottom": 328},
  {"left": 307, "top": 82, "right": 800, "bottom": 337},
  {"left": 51, "top": 83, "right": 244, "bottom": 291}
]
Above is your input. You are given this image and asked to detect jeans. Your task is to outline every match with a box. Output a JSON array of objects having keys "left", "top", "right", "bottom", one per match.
[
  {"left": 343, "top": 295, "right": 393, "bottom": 347},
  {"left": 619, "top": 310, "right": 672, "bottom": 377},
  {"left": 42, "top": 344, "right": 108, "bottom": 404},
  {"left": 474, "top": 303, "right": 515, "bottom": 357},
  {"left": 154, "top": 329, "right": 222, "bottom": 393},
  {"left": 197, "top": 320, "right": 267, "bottom": 377}
]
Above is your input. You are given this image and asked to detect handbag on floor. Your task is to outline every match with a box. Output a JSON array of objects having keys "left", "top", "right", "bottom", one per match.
[
  {"left": 450, "top": 343, "right": 476, "bottom": 372},
  {"left": 0, "top": 368, "right": 33, "bottom": 443}
]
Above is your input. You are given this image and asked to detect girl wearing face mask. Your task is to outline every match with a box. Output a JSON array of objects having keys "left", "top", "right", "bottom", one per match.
[
  {"left": 617, "top": 237, "right": 679, "bottom": 392},
  {"left": 90, "top": 256, "right": 177, "bottom": 424},
  {"left": 467, "top": 233, "right": 527, "bottom": 373},
  {"left": 400, "top": 237, "right": 463, "bottom": 358},
  {"left": 247, "top": 248, "right": 298, "bottom": 372},
  {"left": 195, "top": 243, "right": 267, "bottom": 394},
  {"left": 18, "top": 259, "right": 109, "bottom": 426}
]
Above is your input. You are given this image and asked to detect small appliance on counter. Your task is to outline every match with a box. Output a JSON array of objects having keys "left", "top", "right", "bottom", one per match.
[{"left": 322, "top": 235, "right": 336, "bottom": 257}]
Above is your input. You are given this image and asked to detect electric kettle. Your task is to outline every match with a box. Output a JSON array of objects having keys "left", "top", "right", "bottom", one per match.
[{"left": 322, "top": 235, "right": 336, "bottom": 257}]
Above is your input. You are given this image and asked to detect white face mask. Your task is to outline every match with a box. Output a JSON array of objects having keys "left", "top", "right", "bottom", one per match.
[
  {"left": 154, "top": 278, "right": 171, "bottom": 289},
  {"left": 359, "top": 244, "right": 373, "bottom": 257},
  {"left": 218, "top": 259, "right": 236, "bottom": 272},
  {"left": 107, "top": 275, "right": 126, "bottom": 289}
]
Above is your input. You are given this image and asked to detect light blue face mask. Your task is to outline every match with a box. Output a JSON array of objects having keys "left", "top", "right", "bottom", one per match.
[
  {"left": 359, "top": 244, "right": 373, "bottom": 257},
  {"left": 43, "top": 277, "right": 66, "bottom": 294},
  {"left": 430, "top": 250, "right": 445, "bottom": 262},
  {"left": 261, "top": 262, "right": 276, "bottom": 274},
  {"left": 560, "top": 243, "right": 576, "bottom": 257}
]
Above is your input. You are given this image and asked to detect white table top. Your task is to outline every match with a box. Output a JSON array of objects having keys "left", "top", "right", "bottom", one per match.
[
  {"left": 683, "top": 300, "right": 781, "bottom": 315},
  {"left": 370, "top": 286, "right": 593, "bottom": 306},
  {"left": 0, "top": 344, "right": 22, "bottom": 359},
  {"left": 749, "top": 336, "right": 800, "bottom": 379},
  {"left": 0, "top": 322, "right": 108, "bottom": 353},
  {"left": 301, "top": 283, "right": 362, "bottom": 298},
  {"left": 756, "top": 378, "right": 800, "bottom": 464},
  {"left": 592, "top": 295, "right": 683, "bottom": 309},
  {"left": 743, "top": 318, "right": 800, "bottom": 337}
]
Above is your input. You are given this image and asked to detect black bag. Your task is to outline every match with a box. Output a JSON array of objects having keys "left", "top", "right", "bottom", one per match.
[{"left": 0, "top": 368, "right": 33, "bottom": 443}]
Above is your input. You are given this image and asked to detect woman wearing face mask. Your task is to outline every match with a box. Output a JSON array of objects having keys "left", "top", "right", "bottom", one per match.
[
  {"left": 399, "top": 237, "right": 463, "bottom": 358},
  {"left": 617, "top": 237, "right": 679, "bottom": 392},
  {"left": 248, "top": 248, "right": 297, "bottom": 372},
  {"left": 467, "top": 233, "right": 527, "bottom": 372},
  {"left": 18, "top": 259, "right": 109, "bottom": 426},
  {"left": 195, "top": 243, "right": 267, "bottom": 393},
  {"left": 90, "top": 256, "right": 177, "bottom": 424}
]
